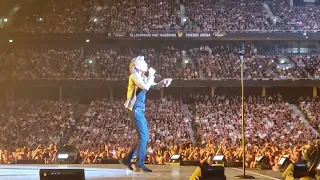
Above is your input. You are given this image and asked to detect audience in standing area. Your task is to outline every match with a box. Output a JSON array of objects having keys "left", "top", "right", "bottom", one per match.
[{"left": 0, "top": 95, "right": 318, "bottom": 167}]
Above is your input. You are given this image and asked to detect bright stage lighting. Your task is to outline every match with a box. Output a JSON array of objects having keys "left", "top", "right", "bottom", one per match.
[
  {"left": 171, "top": 154, "right": 181, "bottom": 160},
  {"left": 57, "top": 154, "right": 69, "bottom": 159},
  {"left": 212, "top": 155, "right": 225, "bottom": 166},
  {"left": 170, "top": 154, "right": 182, "bottom": 165},
  {"left": 213, "top": 155, "right": 225, "bottom": 161}
]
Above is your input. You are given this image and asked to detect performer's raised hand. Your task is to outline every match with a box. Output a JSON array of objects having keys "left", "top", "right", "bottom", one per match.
[
  {"left": 163, "top": 78, "right": 172, "bottom": 87},
  {"left": 156, "top": 78, "right": 172, "bottom": 88}
]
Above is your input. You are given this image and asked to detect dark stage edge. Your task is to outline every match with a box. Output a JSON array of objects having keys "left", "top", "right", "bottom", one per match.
[{"left": 0, "top": 164, "right": 313, "bottom": 180}]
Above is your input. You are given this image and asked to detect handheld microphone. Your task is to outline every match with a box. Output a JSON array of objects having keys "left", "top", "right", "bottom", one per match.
[{"left": 147, "top": 67, "right": 161, "bottom": 78}]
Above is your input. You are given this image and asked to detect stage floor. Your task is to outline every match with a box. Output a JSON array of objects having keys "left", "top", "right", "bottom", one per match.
[{"left": 0, "top": 164, "right": 299, "bottom": 180}]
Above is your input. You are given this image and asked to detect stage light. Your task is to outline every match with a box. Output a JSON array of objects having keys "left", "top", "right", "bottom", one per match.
[
  {"left": 170, "top": 154, "right": 182, "bottom": 165},
  {"left": 171, "top": 154, "right": 181, "bottom": 160},
  {"left": 94, "top": 18, "right": 97, "bottom": 22},
  {"left": 57, "top": 154, "right": 68, "bottom": 159},
  {"left": 4, "top": 18, "right": 7, "bottom": 22},
  {"left": 56, "top": 145, "right": 80, "bottom": 164},
  {"left": 86, "top": 39, "right": 90, "bottom": 43},
  {"left": 278, "top": 155, "right": 291, "bottom": 169},
  {"left": 212, "top": 155, "right": 225, "bottom": 166},
  {"left": 213, "top": 155, "right": 225, "bottom": 161},
  {"left": 9, "top": 40, "right": 13, "bottom": 43},
  {"left": 256, "top": 156, "right": 269, "bottom": 170},
  {"left": 256, "top": 156, "right": 264, "bottom": 162}
]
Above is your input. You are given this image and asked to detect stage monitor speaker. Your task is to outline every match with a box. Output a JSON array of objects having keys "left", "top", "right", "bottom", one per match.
[
  {"left": 189, "top": 164, "right": 226, "bottom": 180},
  {"left": 201, "top": 165, "right": 226, "bottom": 180},
  {"left": 282, "top": 163, "right": 309, "bottom": 179},
  {"left": 56, "top": 145, "right": 81, "bottom": 164},
  {"left": 293, "top": 162, "right": 309, "bottom": 178},
  {"left": 39, "top": 169, "right": 85, "bottom": 180}
]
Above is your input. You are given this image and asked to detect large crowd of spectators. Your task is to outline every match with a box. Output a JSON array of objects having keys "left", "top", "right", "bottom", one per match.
[
  {"left": 0, "top": 100, "right": 77, "bottom": 150},
  {"left": 1, "top": 45, "right": 319, "bottom": 80},
  {"left": 2, "top": 0, "right": 320, "bottom": 170},
  {"left": 0, "top": 95, "right": 319, "bottom": 167},
  {"left": 68, "top": 96, "right": 187, "bottom": 164},
  {"left": 300, "top": 97, "right": 320, "bottom": 131},
  {"left": 197, "top": 45, "right": 312, "bottom": 79},
  {"left": 193, "top": 95, "right": 316, "bottom": 167},
  {"left": 5, "top": 0, "right": 320, "bottom": 33}
]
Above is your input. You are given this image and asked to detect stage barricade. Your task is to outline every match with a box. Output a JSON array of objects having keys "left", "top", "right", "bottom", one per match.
[
  {"left": 16, "top": 159, "right": 45, "bottom": 164},
  {"left": 100, "top": 159, "right": 120, "bottom": 164},
  {"left": 224, "top": 162, "right": 243, "bottom": 167}
]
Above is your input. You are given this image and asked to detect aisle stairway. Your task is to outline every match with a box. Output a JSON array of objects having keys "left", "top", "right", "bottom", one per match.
[
  {"left": 183, "top": 104, "right": 201, "bottom": 146},
  {"left": 288, "top": 104, "right": 319, "bottom": 136},
  {"left": 59, "top": 104, "right": 89, "bottom": 146},
  {"left": 183, "top": 104, "right": 194, "bottom": 143}
]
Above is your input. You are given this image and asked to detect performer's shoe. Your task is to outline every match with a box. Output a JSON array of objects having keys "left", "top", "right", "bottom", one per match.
[
  {"left": 119, "top": 158, "right": 133, "bottom": 171},
  {"left": 133, "top": 165, "right": 152, "bottom": 172}
]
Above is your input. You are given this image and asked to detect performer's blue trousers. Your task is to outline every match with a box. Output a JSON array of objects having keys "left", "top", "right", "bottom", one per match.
[{"left": 128, "top": 108, "right": 148, "bottom": 166}]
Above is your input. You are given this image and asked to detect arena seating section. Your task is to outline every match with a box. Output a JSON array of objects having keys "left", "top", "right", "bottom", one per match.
[
  {"left": 9, "top": 0, "right": 320, "bottom": 32},
  {"left": 0, "top": 45, "right": 320, "bottom": 80}
]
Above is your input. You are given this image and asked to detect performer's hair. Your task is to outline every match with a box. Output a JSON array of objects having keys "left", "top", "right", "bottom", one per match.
[{"left": 129, "top": 59, "right": 135, "bottom": 73}]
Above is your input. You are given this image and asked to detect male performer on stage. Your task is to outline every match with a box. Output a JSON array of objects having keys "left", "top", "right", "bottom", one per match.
[{"left": 119, "top": 56, "right": 172, "bottom": 172}]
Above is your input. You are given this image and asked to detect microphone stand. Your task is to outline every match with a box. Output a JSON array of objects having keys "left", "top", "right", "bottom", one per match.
[{"left": 235, "top": 51, "right": 255, "bottom": 179}]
